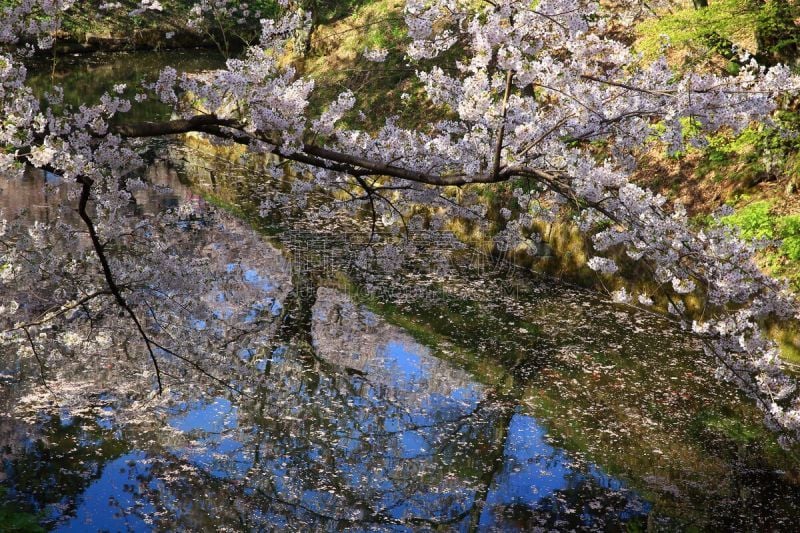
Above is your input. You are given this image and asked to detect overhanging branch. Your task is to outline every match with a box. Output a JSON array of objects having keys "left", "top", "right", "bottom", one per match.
[{"left": 110, "top": 115, "right": 518, "bottom": 186}]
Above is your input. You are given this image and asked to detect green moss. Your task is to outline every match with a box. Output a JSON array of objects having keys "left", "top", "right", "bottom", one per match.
[
  {"left": 635, "top": 0, "right": 799, "bottom": 66},
  {"left": 716, "top": 199, "right": 800, "bottom": 296},
  {"left": 721, "top": 200, "right": 800, "bottom": 262},
  {"left": 301, "top": 0, "right": 408, "bottom": 125},
  {"left": 685, "top": 115, "right": 790, "bottom": 168},
  {"left": 297, "top": 0, "right": 472, "bottom": 133}
]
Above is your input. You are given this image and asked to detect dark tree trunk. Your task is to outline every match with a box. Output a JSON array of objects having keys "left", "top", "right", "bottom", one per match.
[{"left": 754, "top": 0, "right": 799, "bottom": 65}]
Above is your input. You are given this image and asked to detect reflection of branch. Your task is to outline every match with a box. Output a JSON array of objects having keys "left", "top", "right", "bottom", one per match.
[
  {"left": 4, "top": 289, "right": 112, "bottom": 333},
  {"left": 354, "top": 175, "right": 379, "bottom": 242},
  {"left": 146, "top": 335, "right": 248, "bottom": 397},
  {"left": 372, "top": 188, "right": 409, "bottom": 239},
  {"left": 469, "top": 409, "right": 514, "bottom": 528},
  {"left": 71, "top": 175, "right": 250, "bottom": 397},
  {"left": 76, "top": 175, "right": 163, "bottom": 394},
  {"left": 23, "top": 326, "right": 55, "bottom": 395},
  {"left": 349, "top": 397, "right": 515, "bottom": 528},
  {"left": 252, "top": 483, "right": 402, "bottom": 526}
]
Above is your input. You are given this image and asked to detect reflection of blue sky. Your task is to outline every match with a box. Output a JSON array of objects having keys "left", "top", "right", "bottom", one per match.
[
  {"left": 195, "top": 261, "right": 283, "bottom": 332},
  {"left": 400, "top": 430, "right": 428, "bottom": 459},
  {"left": 170, "top": 397, "right": 238, "bottom": 434},
  {"left": 343, "top": 337, "right": 648, "bottom": 527},
  {"left": 481, "top": 414, "right": 571, "bottom": 519},
  {"left": 0, "top": 162, "right": 694, "bottom": 530},
  {"left": 58, "top": 408, "right": 73, "bottom": 427},
  {"left": 477, "top": 412, "right": 650, "bottom": 529},
  {"left": 54, "top": 452, "right": 154, "bottom": 533},
  {"left": 243, "top": 268, "right": 274, "bottom": 292},
  {"left": 168, "top": 398, "right": 245, "bottom": 479},
  {"left": 373, "top": 340, "right": 483, "bottom": 428},
  {"left": 243, "top": 297, "right": 283, "bottom": 324},
  {"left": 225, "top": 263, "right": 276, "bottom": 292},
  {"left": 96, "top": 407, "right": 115, "bottom": 430},
  {"left": 375, "top": 341, "right": 428, "bottom": 385}
]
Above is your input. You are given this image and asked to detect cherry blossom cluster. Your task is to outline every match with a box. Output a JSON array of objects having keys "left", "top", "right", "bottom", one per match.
[
  {"left": 187, "top": 0, "right": 263, "bottom": 29},
  {"left": 2, "top": 0, "right": 800, "bottom": 444},
  {"left": 0, "top": 0, "right": 73, "bottom": 49}
]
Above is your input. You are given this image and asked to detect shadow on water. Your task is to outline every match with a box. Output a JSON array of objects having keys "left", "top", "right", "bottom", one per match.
[{"left": 1, "top": 50, "right": 800, "bottom": 531}]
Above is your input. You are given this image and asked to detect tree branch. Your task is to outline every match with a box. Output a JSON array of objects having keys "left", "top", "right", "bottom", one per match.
[
  {"left": 491, "top": 70, "right": 514, "bottom": 180},
  {"left": 109, "top": 116, "right": 515, "bottom": 186},
  {"left": 76, "top": 175, "right": 164, "bottom": 394}
]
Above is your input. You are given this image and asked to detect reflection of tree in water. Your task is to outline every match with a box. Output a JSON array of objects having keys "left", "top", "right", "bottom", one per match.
[
  {"left": 1, "top": 268, "right": 648, "bottom": 530},
  {"left": 3, "top": 160, "right": 800, "bottom": 531},
  {"left": 134, "top": 289, "right": 653, "bottom": 528},
  {"left": 26, "top": 50, "right": 226, "bottom": 122},
  {"left": 0, "top": 414, "right": 131, "bottom": 528},
  {"left": 488, "top": 473, "right": 648, "bottom": 531}
]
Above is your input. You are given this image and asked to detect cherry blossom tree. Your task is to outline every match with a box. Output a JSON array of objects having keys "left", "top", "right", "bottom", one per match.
[{"left": 2, "top": 0, "right": 800, "bottom": 445}]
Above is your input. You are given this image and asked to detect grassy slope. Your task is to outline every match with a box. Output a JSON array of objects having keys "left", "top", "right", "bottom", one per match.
[
  {"left": 295, "top": 0, "right": 441, "bottom": 131},
  {"left": 629, "top": 3, "right": 800, "bottom": 360}
]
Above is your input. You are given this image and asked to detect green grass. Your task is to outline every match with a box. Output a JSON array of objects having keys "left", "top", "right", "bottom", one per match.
[
  {"left": 636, "top": 0, "right": 759, "bottom": 61},
  {"left": 300, "top": 0, "right": 425, "bottom": 132},
  {"left": 720, "top": 200, "right": 775, "bottom": 240},
  {"left": 719, "top": 200, "right": 800, "bottom": 290}
]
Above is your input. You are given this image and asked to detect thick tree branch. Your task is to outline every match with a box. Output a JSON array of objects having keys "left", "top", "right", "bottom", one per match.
[
  {"left": 109, "top": 114, "right": 239, "bottom": 137},
  {"left": 491, "top": 70, "right": 514, "bottom": 180},
  {"left": 110, "top": 116, "right": 515, "bottom": 186}
]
